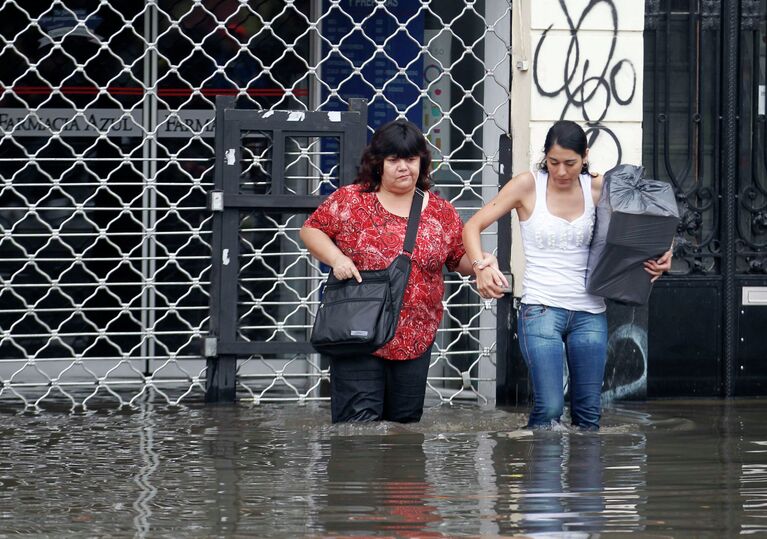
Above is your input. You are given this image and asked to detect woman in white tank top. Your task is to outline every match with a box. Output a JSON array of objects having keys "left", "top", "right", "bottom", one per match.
[{"left": 462, "top": 121, "right": 673, "bottom": 430}]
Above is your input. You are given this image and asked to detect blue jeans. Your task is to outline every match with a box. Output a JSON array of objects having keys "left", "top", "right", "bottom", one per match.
[{"left": 518, "top": 304, "right": 608, "bottom": 430}]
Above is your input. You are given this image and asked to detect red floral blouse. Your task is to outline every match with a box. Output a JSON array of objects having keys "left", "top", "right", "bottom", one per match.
[{"left": 304, "top": 184, "right": 466, "bottom": 360}]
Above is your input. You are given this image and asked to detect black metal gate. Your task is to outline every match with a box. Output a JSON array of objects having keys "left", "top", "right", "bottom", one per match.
[
  {"left": 644, "top": 0, "right": 767, "bottom": 397},
  {"left": 204, "top": 96, "right": 367, "bottom": 401}
]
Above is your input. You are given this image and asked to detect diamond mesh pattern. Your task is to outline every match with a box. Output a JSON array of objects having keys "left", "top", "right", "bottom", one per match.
[{"left": 0, "top": 0, "right": 511, "bottom": 409}]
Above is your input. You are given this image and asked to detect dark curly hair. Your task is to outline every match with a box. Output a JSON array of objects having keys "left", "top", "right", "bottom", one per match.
[
  {"left": 354, "top": 119, "right": 433, "bottom": 192},
  {"left": 538, "top": 120, "right": 595, "bottom": 176}
]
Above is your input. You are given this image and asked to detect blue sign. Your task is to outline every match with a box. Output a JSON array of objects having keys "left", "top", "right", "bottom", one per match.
[{"left": 320, "top": 0, "right": 425, "bottom": 132}]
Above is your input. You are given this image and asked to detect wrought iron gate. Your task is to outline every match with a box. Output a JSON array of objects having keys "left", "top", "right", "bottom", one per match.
[
  {"left": 204, "top": 96, "right": 367, "bottom": 402},
  {"left": 643, "top": 0, "right": 767, "bottom": 396}
]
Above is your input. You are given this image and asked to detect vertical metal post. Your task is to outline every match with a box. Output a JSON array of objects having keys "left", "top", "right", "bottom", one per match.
[
  {"left": 346, "top": 98, "right": 368, "bottom": 183},
  {"left": 141, "top": 1, "right": 158, "bottom": 377},
  {"left": 206, "top": 96, "right": 238, "bottom": 402},
  {"left": 308, "top": 0, "right": 323, "bottom": 398},
  {"left": 721, "top": 0, "right": 739, "bottom": 397},
  {"left": 478, "top": 1, "right": 510, "bottom": 407},
  {"left": 495, "top": 135, "right": 513, "bottom": 405},
  {"left": 309, "top": 0, "right": 322, "bottom": 112}
]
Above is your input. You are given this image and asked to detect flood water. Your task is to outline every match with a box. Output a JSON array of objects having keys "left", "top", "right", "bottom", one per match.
[{"left": 2, "top": 399, "right": 767, "bottom": 538}]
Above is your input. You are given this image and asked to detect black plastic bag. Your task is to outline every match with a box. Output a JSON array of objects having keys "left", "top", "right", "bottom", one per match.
[{"left": 586, "top": 164, "right": 680, "bottom": 305}]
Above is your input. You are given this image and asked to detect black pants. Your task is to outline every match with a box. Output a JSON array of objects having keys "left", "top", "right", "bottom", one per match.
[{"left": 328, "top": 345, "right": 432, "bottom": 423}]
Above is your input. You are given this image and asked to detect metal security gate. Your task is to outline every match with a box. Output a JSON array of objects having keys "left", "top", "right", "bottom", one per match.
[
  {"left": 643, "top": 0, "right": 767, "bottom": 396},
  {"left": 204, "top": 96, "right": 367, "bottom": 402},
  {"left": 0, "top": 1, "right": 511, "bottom": 408}
]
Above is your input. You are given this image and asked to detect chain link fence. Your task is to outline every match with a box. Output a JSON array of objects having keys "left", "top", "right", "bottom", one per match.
[{"left": 0, "top": 0, "right": 511, "bottom": 409}]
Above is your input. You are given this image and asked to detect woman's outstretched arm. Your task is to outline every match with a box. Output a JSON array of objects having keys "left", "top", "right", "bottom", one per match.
[{"left": 462, "top": 171, "right": 535, "bottom": 298}]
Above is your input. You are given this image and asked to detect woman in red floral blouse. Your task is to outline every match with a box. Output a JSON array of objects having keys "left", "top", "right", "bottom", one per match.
[{"left": 300, "top": 119, "right": 504, "bottom": 423}]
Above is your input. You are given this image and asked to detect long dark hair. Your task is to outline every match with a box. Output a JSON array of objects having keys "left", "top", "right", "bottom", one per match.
[
  {"left": 538, "top": 120, "right": 594, "bottom": 176},
  {"left": 354, "top": 119, "right": 433, "bottom": 192}
]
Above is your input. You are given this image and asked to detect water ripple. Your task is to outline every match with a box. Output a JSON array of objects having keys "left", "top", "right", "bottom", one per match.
[{"left": 0, "top": 401, "right": 766, "bottom": 536}]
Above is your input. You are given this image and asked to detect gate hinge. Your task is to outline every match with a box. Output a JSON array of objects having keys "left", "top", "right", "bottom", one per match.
[
  {"left": 208, "top": 190, "right": 224, "bottom": 212},
  {"left": 203, "top": 337, "right": 218, "bottom": 357}
]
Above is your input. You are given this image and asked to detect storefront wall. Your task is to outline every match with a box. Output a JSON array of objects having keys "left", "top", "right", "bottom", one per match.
[{"left": 0, "top": 1, "right": 511, "bottom": 407}]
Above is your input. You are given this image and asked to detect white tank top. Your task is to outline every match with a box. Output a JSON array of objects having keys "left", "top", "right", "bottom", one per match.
[{"left": 519, "top": 170, "right": 606, "bottom": 313}]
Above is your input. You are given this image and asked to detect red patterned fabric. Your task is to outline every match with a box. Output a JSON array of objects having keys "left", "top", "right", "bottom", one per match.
[{"left": 304, "top": 184, "right": 466, "bottom": 360}]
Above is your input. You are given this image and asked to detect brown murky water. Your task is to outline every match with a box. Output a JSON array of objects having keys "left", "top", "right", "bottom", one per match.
[{"left": 1, "top": 399, "right": 766, "bottom": 537}]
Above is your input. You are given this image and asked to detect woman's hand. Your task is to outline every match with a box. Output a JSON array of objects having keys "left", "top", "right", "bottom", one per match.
[
  {"left": 474, "top": 253, "right": 509, "bottom": 299},
  {"left": 332, "top": 253, "right": 362, "bottom": 283},
  {"left": 644, "top": 249, "right": 673, "bottom": 282}
]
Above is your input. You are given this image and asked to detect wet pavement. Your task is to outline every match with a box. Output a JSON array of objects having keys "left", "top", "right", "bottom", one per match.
[{"left": 1, "top": 398, "right": 766, "bottom": 537}]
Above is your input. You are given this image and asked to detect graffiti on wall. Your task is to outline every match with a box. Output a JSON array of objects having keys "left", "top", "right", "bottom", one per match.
[
  {"left": 532, "top": 0, "right": 636, "bottom": 167},
  {"left": 529, "top": 1, "right": 646, "bottom": 401}
]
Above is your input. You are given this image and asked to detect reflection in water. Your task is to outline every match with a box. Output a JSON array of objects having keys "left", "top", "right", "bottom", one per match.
[
  {"left": 204, "top": 405, "right": 242, "bottom": 537},
  {"left": 0, "top": 401, "right": 767, "bottom": 536},
  {"left": 520, "top": 433, "right": 606, "bottom": 532},
  {"left": 474, "top": 433, "right": 500, "bottom": 537},
  {"left": 132, "top": 403, "right": 158, "bottom": 538},
  {"left": 742, "top": 462, "right": 767, "bottom": 535},
  {"left": 321, "top": 433, "right": 441, "bottom": 537},
  {"left": 498, "top": 431, "right": 646, "bottom": 534}
]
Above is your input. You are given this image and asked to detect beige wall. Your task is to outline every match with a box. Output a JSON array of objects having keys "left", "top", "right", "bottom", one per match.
[{"left": 509, "top": 0, "right": 645, "bottom": 295}]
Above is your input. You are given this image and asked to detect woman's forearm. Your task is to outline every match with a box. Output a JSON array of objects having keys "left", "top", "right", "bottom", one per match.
[
  {"left": 299, "top": 227, "right": 344, "bottom": 267},
  {"left": 455, "top": 253, "right": 475, "bottom": 276},
  {"left": 462, "top": 219, "right": 486, "bottom": 266}
]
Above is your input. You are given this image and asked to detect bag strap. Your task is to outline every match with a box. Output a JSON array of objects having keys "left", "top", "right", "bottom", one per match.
[{"left": 402, "top": 188, "right": 424, "bottom": 255}]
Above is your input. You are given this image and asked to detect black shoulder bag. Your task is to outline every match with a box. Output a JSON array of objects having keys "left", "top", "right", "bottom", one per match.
[{"left": 310, "top": 188, "right": 424, "bottom": 357}]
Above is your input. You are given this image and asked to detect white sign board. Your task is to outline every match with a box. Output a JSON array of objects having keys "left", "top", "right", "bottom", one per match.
[{"left": 0, "top": 108, "right": 215, "bottom": 138}]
